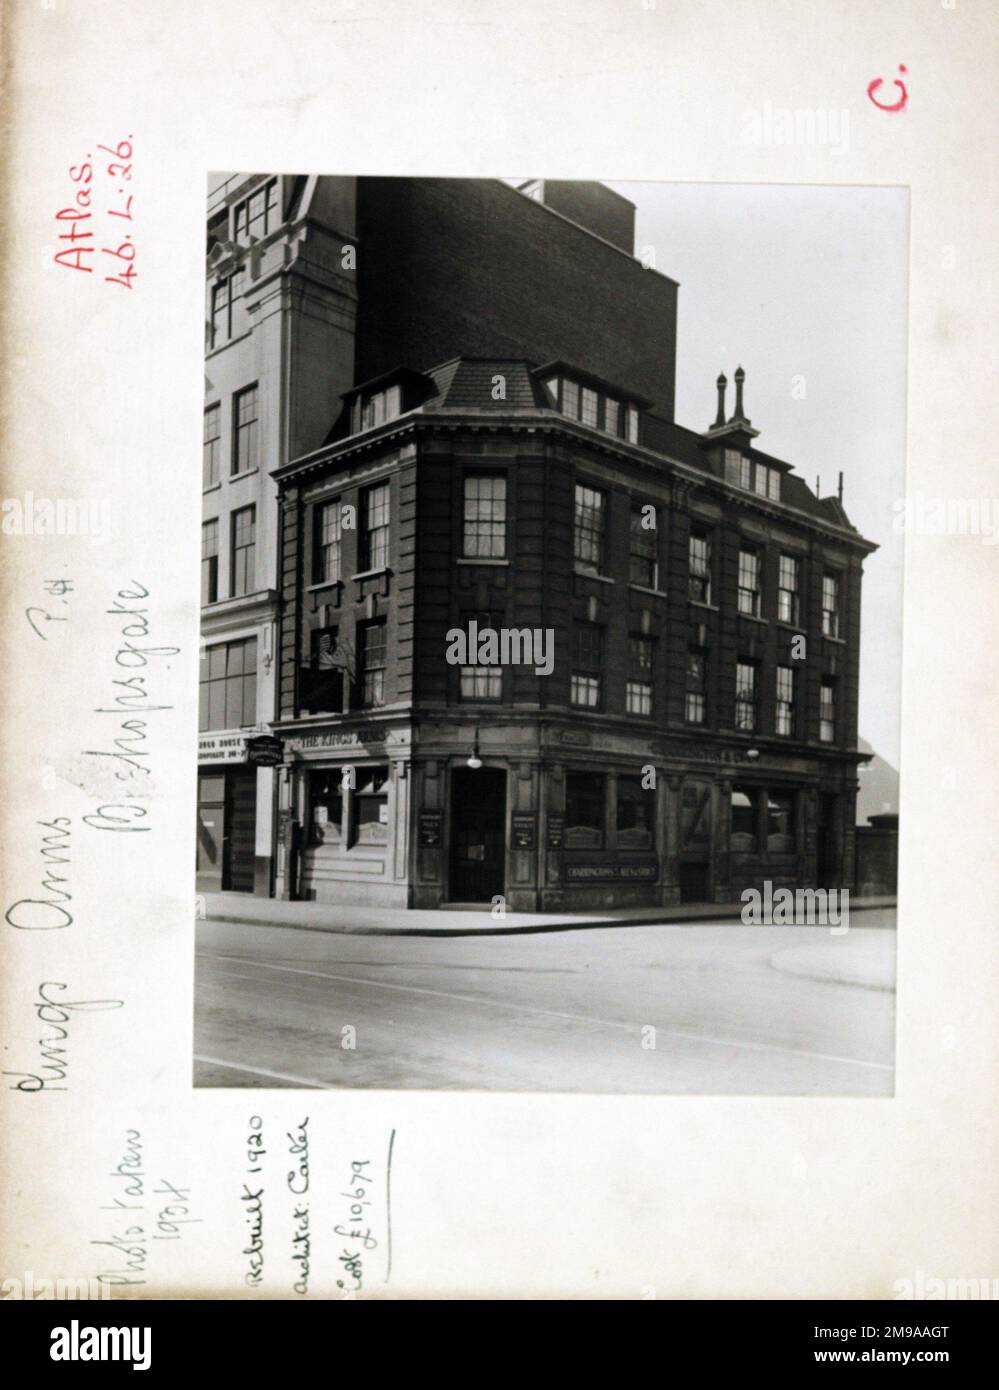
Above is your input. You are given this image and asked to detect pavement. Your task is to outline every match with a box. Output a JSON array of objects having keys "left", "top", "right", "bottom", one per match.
[
  {"left": 199, "top": 891, "right": 897, "bottom": 937},
  {"left": 193, "top": 908, "right": 897, "bottom": 1095}
]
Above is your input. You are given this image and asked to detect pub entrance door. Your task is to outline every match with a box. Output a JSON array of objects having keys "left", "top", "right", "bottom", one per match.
[
  {"left": 449, "top": 767, "right": 506, "bottom": 903},
  {"left": 678, "top": 778, "right": 712, "bottom": 903}
]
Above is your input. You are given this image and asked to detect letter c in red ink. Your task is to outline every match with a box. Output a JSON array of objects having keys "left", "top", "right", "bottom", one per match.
[{"left": 868, "top": 65, "right": 908, "bottom": 112}]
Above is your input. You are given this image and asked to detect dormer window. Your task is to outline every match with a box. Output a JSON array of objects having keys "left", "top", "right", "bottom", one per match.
[
  {"left": 724, "top": 448, "right": 782, "bottom": 502},
  {"left": 724, "top": 449, "right": 752, "bottom": 489},
  {"left": 543, "top": 374, "right": 642, "bottom": 444},
  {"left": 357, "top": 384, "right": 402, "bottom": 433}
]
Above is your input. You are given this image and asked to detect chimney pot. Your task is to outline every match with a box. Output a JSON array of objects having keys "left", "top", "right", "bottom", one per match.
[
  {"left": 731, "top": 365, "right": 747, "bottom": 422},
  {"left": 713, "top": 372, "right": 728, "bottom": 428}
]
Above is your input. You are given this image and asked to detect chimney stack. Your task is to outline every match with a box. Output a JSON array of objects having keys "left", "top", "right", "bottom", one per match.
[
  {"left": 731, "top": 364, "right": 748, "bottom": 424},
  {"left": 713, "top": 373, "right": 728, "bottom": 428}
]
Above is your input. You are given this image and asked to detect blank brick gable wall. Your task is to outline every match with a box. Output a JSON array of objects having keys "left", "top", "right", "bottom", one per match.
[{"left": 355, "top": 178, "right": 679, "bottom": 420}]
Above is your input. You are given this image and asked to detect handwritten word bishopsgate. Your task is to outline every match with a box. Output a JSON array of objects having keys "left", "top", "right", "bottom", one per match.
[{"left": 83, "top": 581, "right": 178, "bottom": 812}]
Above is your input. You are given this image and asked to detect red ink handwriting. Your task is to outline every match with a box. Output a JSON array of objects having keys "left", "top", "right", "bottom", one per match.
[
  {"left": 868, "top": 65, "right": 908, "bottom": 113},
  {"left": 54, "top": 138, "right": 136, "bottom": 288}
]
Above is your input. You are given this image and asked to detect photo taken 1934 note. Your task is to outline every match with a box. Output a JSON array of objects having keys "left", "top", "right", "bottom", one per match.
[{"left": 194, "top": 174, "right": 905, "bottom": 1096}]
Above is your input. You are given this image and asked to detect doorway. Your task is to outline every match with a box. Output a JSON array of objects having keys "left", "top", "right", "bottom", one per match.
[
  {"left": 449, "top": 767, "right": 506, "bottom": 902},
  {"left": 196, "top": 767, "right": 257, "bottom": 893},
  {"left": 816, "top": 793, "right": 839, "bottom": 889}
]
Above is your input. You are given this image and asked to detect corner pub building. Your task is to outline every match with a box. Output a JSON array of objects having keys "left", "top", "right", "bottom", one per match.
[
  {"left": 197, "top": 173, "right": 876, "bottom": 910},
  {"left": 272, "top": 353, "right": 875, "bottom": 910}
]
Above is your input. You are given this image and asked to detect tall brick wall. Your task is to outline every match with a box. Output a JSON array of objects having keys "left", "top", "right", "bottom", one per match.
[{"left": 355, "top": 178, "right": 678, "bottom": 419}]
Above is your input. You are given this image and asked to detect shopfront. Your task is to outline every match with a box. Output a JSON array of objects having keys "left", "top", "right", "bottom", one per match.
[
  {"left": 273, "top": 719, "right": 413, "bottom": 907},
  {"left": 196, "top": 733, "right": 258, "bottom": 893}
]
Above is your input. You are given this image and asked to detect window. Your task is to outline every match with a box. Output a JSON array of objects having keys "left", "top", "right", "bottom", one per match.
[
  {"left": 210, "top": 279, "right": 229, "bottom": 348},
  {"left": 822, "top": 573, "right": 841, "bottom": 638},
  {"left": 820, "top": 678, "right": 836, "bottom": 742},
  {"left": 233, "top": 384, "right": 259, "bottom": 475},
  {"left": 460, "top": 666, "right": 502, "bottom": 700},
  {"left": 230, "top": 506, "right": 255, "bottom": 597},
  {"left": 463, "top": 475, "right": 507, "bottom": 558},
  {"left": 777, "top": 553, "right": 800, "bottom": 624},
  {"left": 359, "top": 384, "right": 402, "bottom": 432},
  {"left": 572, "top": 624, "right": 603, "bottom": 708},
  {"left": 203, "top": 404, "right": 221, "bottom": 489},
  {"left": 201, "top": 520, "right": 219, "bottom": 605},
  {"left": 626, "top": 405, "right": 640, "bottom": 443},
  {"left": 579, "top": 386, "right": 598, "bottom": 428},
  {"left": 776, "top": 665, "right": 796, "bottom": 736},
  {"left": 573, "top": 483, "right": 606, "bottom": 573},
  {"left": 725, "top": 451, "right": 779, "bottom": 500},
  {"left": 735, "top": 660, "right": 757, "bottom": 731},
  {"left": 199, "top": 638, "right": 256, "bottom": 731},
  {"left": 629, "top": 504, "right": 658, "bottom": 588},
  {"left": 730, "top": 787, "right": 757, "bottom": 851},
  {"left": 737, "top": 547, "right": 761, "bottom": 617},
  {"left": 360, "top": 481, "right": 390, "bottom": 571},
  {"left": 562, "top": 379, "right": 580, "bottom": 419},
  {"left": 209, "top": 268, "right": 247, "bottom": 347},
  {"left": 358, "top": 620, "right": 387, "bottom": 707},
  {"left": 604, "top": 398, "right": 620, "bottom": 436},
  {"left": 352, "top": 766, "right": 390, "bottom": 846},
  {"left": 626, "top": 635, "right": 654, "bottom": 716},
  {"left": 724, "top": 450, "right": 751, "bottom": 489},
  {"left": 686, "top": 647, "right": 707, "bottom": 724},
  {"left": 459, "top": 611, "right": 502, "bottom": 700},
  {"left": 234, "top": 179, "right": 279, "bottom": 244},
  {"left": 302, "top": 627, "right": 344, "bottom": 714},
  {"left": 767, "top": 792, "right": 795, "bottom": 852},
  {"left": 617, "top": 775, "right": 655, "bottom": 850},
  {"left": 625, "top": 680, "right": 652, "bottom": 716},
  {"left": 565, "top": 772, "right": 605, "bottom": 849},
  {"left": 689, "top": 528, "right": 711, "bottom": 603},
  {"left": 315, "top": 500, "right": 342, "bottom": 584},
  {"left": 308, "top": 768, "right": 345, "bottom": 845}
]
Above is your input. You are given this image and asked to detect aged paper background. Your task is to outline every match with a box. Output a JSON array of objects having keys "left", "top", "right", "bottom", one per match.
[{"left": 1, "top": 0, "right": 997, "bottom": 1298}]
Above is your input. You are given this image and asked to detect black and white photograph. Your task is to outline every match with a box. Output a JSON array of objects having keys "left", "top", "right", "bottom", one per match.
[
  {"left": 194, "top": 173, "right": 904, "bottom": 1096},
  {"left": 5, "top": 0, "right": 996, "bottom": 1325}
]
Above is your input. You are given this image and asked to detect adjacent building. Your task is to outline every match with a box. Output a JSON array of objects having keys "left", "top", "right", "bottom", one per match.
[{"left": 198, "top": 173, "right": 876, "bottom": 910}]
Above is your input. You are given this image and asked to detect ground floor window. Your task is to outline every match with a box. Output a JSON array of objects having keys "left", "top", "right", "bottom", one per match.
[
  {"left": 730, "top": 786, "right": 757, "bottom": 851},
  {"left": 565, "top": 772, "right": 605, "bottom": 848},
  {"left": 353, "top": 767, "right": 390, "bottom": 846},
  {"left": 306, "top": 764, "right": 389, "bottom": 848},
  {"left": 308, "top": 769, "right": 345, "bottom": 845},
  {"left": 616, "top": 775, "right": 655, "bottom": 850},
  {"left": 731, "top": 785, "right": 798, "bottom": 853},
  {"left": 766, "top": 791, "right": 796, "bottom": 852}
]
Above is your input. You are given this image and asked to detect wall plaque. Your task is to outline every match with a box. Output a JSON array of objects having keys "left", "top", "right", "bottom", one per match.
[
  {"left": 511, "top": 813, "right": 536, "bottom": 849},
  {"left": 418, "top": 810, "right": 443, "bottom": 847}
]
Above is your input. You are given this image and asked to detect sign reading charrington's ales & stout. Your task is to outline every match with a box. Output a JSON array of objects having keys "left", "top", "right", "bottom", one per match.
[{"left": 564, "top": 862, "right": 659, "bottom": 883}]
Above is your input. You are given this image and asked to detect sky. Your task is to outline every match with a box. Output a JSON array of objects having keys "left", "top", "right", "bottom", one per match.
[{"left": 609, "top": 181, "right": 908, "bottom": 767}]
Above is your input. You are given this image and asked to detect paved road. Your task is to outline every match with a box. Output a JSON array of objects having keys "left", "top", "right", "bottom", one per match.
[{"left": 194, "top": 911, "right": 896, "bottom": 1095}]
